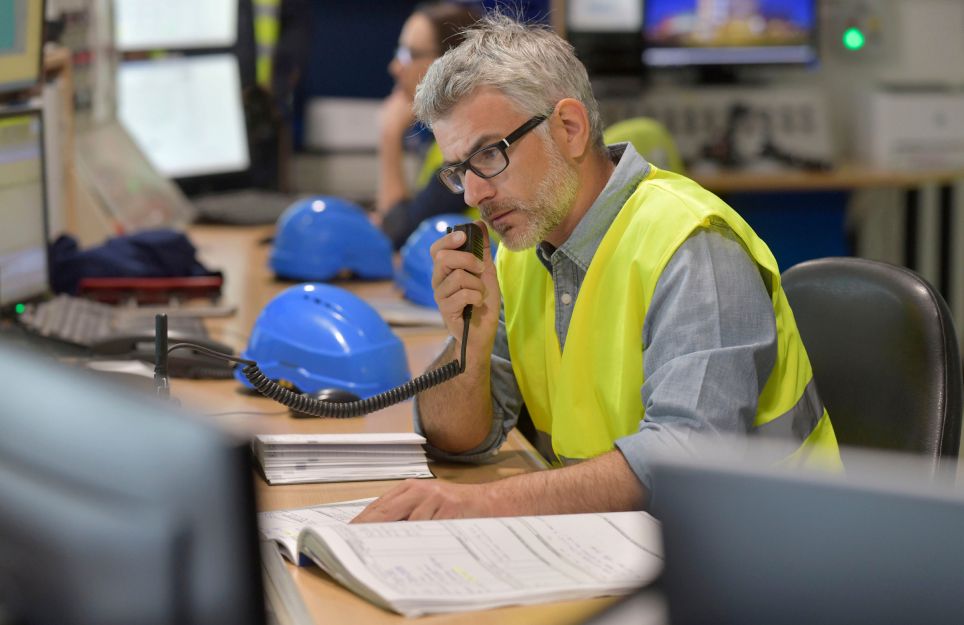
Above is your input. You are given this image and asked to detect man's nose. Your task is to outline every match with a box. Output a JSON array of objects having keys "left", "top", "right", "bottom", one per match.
[{"left": 462, "top": 170, "right": 495, "bottom": 208}]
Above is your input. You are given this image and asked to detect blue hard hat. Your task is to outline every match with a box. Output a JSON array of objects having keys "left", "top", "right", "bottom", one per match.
[
  {"left": 396, "top": 214, "right": 473, "bottom": 308},
  {"left": 270, "top": 196, "right": 393, "bottom": 281},
  {"left": 235, "top": 283, "right": 410, "bottom": 397}
]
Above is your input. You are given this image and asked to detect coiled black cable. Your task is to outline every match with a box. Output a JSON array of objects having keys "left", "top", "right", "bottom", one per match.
[
  {"left": 171, "top": 223, "right": 483, "bottom": 418},
  {"left": 167, "top": 319, "right": 470, "bottom": 419}
]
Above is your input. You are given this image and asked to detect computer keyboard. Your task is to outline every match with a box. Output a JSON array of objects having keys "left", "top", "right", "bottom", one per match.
[{"left": 20, "top": 294, "right": 210, "bottom": 348}]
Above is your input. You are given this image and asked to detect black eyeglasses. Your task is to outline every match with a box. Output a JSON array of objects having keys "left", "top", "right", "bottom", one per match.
[{"left": 437, "top": 114, "right": 549, "bottom": 194}]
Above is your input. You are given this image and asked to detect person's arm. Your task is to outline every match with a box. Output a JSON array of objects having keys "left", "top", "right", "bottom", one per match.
[
  {"left": 415, "top": 224, "right": 503, "bottom": 453},
  {"left": 414, "top": 303, "right": 524, "bottom": 463},
  {"left": 375, "top": 88, "right": 416, "bottom": 213},
  {"left": 615, "top": 228, "right": 778, "bottom": 491},
  {"left": 351, "top": 449, "right": 644, "bottom": 522}
]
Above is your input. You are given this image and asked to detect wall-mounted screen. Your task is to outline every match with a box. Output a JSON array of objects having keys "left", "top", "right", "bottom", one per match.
[
  {"left": 117, "top": 54, "right": 250, "bottom": 179},
  {"left": 113, "top": 0, "right": 238, "bottom": 51},
  {"left": 643, "top": 0, "right": 818, "bottom": 67}
]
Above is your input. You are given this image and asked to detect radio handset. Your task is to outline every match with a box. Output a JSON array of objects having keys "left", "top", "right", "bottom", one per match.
[
  {"left": 448, "top": 222, "right": 485, "bottom": 325},
  {"left": 167, "top": 222, "right": 487, "bottom": 418}
]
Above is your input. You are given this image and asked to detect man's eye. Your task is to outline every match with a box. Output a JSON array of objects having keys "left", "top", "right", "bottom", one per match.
[{"left": 473, "top": 147, "right": 502, "bottom": 167}]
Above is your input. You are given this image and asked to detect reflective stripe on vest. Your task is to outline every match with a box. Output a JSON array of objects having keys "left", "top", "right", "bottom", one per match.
[{"left": 496, "top": 166, "right": 841, "bottom": 468}]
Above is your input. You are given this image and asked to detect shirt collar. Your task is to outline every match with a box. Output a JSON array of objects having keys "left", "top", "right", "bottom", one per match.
[{"left": 536, "top": 142, "right": 651, "bottom": 272}]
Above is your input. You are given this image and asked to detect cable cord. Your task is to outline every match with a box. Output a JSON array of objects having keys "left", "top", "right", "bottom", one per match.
[{"left": 167, "top": 319, "right": 470, "bottom": 419}]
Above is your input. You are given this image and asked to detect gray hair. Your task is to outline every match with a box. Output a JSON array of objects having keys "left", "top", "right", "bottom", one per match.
[{"left": 413, "top": 12, "right": 605, "bottom": 151}]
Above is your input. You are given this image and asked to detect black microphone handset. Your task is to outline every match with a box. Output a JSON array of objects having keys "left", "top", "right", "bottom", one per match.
[{"left": 165, "top": 222, "right": 486, "bottom": 418}]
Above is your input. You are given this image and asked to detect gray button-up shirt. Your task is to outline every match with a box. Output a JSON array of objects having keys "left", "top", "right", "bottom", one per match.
[{"left": 415, "top": 143, "right": 777, "bottom": 490}]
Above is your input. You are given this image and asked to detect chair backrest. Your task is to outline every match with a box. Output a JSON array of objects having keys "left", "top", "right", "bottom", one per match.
[
  {"left": 782, "top": 257, "right": 963, "bottom": 468},
  {"left": 602, "top": 117, "right": 685, "bottom": 173}
]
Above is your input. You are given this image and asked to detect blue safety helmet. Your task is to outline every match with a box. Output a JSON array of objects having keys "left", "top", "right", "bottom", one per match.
[
  {"left": 396, "top": 214, "right": 473, "bottom": 308},
  {"left": 235, "top": 283, "right": 410, "bottom": 397},
  {"left": 270, "top": 196, "right": 393, "bottom": 281}
]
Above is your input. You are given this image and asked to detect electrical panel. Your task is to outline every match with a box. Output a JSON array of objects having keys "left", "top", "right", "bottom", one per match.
[{"left": 600, "top": 87, "right": 834, "bottom": 170}]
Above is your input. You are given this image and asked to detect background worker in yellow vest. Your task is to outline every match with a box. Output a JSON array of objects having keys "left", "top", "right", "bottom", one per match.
[
  {"left": 372, "top": 2, "right": 481, "bottom": 249},
  {"left": 354, "top": 13, "right": 840, "bottom": 523}
]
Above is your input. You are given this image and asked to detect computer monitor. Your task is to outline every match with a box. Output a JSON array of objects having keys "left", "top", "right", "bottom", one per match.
[
  {"left": 566, "top": 0, "right": 645, "bottom": 76},
  {"left": 117, "top": 54, "right": 250, "bottom": 179},
  {"left": 650, "top": 444, "right": 964, "bottom": 625},
  {"left": 113, "top": 0, "right": 238, "bottom": 51},
  {"left": 0, "top": 342, "right": 266, "bottom": 625},
  {"left": 0, "top": 0, "right": 44, "bottom": 95},
  {"left": 642, "top": 0, "right": 818, "bottom": 69},
  {"left": 0, "top": 108, "right": 49, "bottom": 309}
]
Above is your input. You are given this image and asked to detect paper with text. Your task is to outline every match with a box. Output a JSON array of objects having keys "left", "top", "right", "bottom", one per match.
[{"left": 298, "top": 511, "right": 663, "bottom": 616}]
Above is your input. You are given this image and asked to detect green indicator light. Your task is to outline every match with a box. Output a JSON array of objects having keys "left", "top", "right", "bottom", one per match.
[
  {"left": 14, "top": 303, "right": 25, "bottom": 314},
  {"left": 843, "top": 27, "right": 866, "bottom": 51}
]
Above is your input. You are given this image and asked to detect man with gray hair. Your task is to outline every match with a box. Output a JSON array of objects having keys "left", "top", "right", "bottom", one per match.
[{"left": 354, "top": 13, "right": 839, "bottom": 523}]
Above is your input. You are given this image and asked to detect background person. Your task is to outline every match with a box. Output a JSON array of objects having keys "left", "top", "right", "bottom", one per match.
[{"left": 372, "top": 1, "right": 481, "bottom": 248}]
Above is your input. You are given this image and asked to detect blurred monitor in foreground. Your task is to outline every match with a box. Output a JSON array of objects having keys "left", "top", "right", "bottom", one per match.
[
  {"left": 0, "top": 342, "right": 266, "bottom": 625},
  {"left": 0, "top": 0, "right": 44, "bottom": 94},
  {"left": 650, "top": 441, "right": 964, "bottom": 625}
]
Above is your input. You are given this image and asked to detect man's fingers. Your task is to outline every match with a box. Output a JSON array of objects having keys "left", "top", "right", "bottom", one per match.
[{"left": 350, "top": 481, "right": 421, "bottom": 523}]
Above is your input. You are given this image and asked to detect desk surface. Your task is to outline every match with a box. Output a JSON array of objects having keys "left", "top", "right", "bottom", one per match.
[
  {"left": 173, "top": 224, "right": 621, "bottom": 625},
  {"left": 690, "top": 162, "right": 964, "bottom": 193}
]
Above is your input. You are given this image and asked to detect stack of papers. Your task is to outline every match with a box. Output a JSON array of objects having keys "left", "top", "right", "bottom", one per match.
[{"left": 253, "top": 433, "right": 433, "bottom": 485}]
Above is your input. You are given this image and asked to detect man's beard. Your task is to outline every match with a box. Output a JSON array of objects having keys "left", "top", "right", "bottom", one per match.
[{"left": 481, "top": 139, "right": 579, "bottom": 252}]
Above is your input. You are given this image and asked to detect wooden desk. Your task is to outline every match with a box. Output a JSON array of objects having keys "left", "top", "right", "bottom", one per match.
[
  {"left": 689, "top": 163, "right": 964, "bottom": 194},
  {"left": 172, "top": 224, "right": 622, "bottom": 625}
]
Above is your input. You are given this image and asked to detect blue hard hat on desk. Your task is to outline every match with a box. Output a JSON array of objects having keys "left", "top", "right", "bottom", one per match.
[
  {"left": 270, "top": 196, "right": 394, "bottom": 281},
  {"left": 396, "top": 214, "right": 474, "bottom": 308},
  {"left": 235, "top": 283, "right": 410, "bottom": 397}
]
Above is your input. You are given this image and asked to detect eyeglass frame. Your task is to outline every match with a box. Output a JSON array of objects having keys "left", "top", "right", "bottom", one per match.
[
  {"left": 394, "top": 45, "right": 436, "bottom": 65},
  {"left": 436, "top": 113, "right": 550, "bottom": 194}
]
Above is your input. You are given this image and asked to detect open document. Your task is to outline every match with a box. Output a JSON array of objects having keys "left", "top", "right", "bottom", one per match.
[
  {"left": 272, "top": 508, "right": 662, "bottom": 617},
  {"left": 253, "top": 433, "right": 433, "bottom": 485},
  {"left": 259, "top": 498, "right": 376, "bottom": 564}
]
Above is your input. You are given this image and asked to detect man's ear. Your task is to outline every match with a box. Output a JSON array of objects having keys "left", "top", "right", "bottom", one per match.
[{"left": 553, "top": 98, "right": 592, "bottom": 160}]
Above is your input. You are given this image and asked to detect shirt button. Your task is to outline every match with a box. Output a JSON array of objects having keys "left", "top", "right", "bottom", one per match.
[{"left": 561, "top": 293, "right": 573, "bottom": 306}]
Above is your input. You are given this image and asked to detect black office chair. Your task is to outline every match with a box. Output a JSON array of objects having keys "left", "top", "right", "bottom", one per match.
[{"left": 782, "top": 257, "right": 963, "bottom": 469}]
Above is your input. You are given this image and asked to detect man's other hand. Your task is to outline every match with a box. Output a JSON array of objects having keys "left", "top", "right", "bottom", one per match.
[{"left": 351, "top": 479, "right": 495, "bottom": 523}]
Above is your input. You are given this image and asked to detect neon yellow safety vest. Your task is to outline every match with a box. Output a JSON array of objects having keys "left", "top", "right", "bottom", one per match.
[{"left": 495, "top": 166, "right": 841, "bottom": 468}]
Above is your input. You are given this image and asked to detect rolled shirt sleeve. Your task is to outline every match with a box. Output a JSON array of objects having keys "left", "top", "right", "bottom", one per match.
[{"left": 413, "top": 305, "right": 523, "bottom": 463}]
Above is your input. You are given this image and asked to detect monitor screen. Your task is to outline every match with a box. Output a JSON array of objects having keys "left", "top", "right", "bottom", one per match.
[
  {"left": 568, "top": 0, "right": 643, "bottom": 33},
  {"left": 650, "top": 444, "right": 964, "bottom": 625},
  {"left": 0, "top": 0, "right": 44, "bottom": 94},
  {"left": 566, "top": 0, "right": 645, "bottom": 76},
  {"left": 0, "top": 108, "right": 48, "bottom": 308},
  {"left": 113, "top": 0, "right": 238, "bottom": 51},
  {"left": 0, "top": 343, "right": 267, "bottom": 625},
  {"left": 117, "top": 54, "right": 250, "bottom": 179},
  {"left": 643, "top": 0, "right": 818, "bottom": 67}
]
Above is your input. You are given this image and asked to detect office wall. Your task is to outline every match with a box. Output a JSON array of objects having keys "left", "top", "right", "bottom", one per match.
[{"left": 293, "top": 0, "right": 551, "bottom": 150}]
